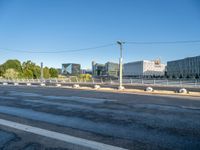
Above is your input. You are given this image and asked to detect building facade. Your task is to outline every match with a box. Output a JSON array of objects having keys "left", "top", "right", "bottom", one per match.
[
  {"left": 81, "top": 69, "right": 92, "bottom": 74},
  {"left": 62, "top": 63, "right": 81, "bottom": 75},
  {"left": 105, "top": 62, "right": 119, "bottom": 77},
  {"left": 167, "top": 56, "right": 200, "bottom": 78},
  {"left": 92, "top": 61, "right": 106, "bottom": 76},
  {"left": 92, "top": 61, "right": 119, "bottom": 77},
  {"left": 123, "top": 60, "right": 166, "bottom": 77}
]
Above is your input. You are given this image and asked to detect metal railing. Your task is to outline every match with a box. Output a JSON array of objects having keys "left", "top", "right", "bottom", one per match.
[{"left": 0, "top": 78, "right": 200, "bottom": 88}]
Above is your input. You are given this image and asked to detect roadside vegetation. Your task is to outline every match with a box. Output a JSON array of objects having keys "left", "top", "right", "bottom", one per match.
[
  {"left": 70, "top": 74, "right": 92, "bottom": 82},
  {"left": 0, "top": 59, "right": 58, "bottom": 79}
]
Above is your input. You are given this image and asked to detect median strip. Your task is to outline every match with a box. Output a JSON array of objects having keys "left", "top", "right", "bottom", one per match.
[{"left": 0, "top": 118, "right": 127, "bottom": 150}]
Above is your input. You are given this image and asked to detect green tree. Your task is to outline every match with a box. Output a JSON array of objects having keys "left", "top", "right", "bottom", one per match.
[
  {"left": 3, "top": 69, "right": 19, "bottom": 79},
  {"left": 49, "top": 68, "right": 58, "bottom": 78},
  {"left": 0, "top": 65, "right": 4, "bottom": 76},
  {"left": 1, "top": 59, "right": 22, "bottom": 74},
  {"left": 43, "top": 67, "right": 50, "bottom": 79},
  {"left": 32, "top": 66, "right": 41, "bottom": 79},
  {"left": 22, "top": 60, "right": 41, "bottom": 79},
  {"left": 23, "top": 69, "right": 33, "bottom": 79}
]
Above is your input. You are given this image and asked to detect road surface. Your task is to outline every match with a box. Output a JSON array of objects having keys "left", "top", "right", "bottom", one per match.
[{"left": 0, "top": 85, "right": 200, "bottom": 150}]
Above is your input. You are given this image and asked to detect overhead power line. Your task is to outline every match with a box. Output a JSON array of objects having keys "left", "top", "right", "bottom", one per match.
[
  {"left": 0, "top": 40, "right": 200, "bottom": 54},
  {"left": 126, "top": 40, "right": 200, "bottom": 45},
  {"left": 0, "top": 43, "right": 115, "bottom": 53}
]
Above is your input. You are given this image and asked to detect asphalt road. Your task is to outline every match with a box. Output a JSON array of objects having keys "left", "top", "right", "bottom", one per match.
[{"left": 0, "top": 85, "right": 200, "bottom": 150}]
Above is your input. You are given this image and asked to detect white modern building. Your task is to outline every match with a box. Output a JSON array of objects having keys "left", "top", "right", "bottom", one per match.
[{"left": 123, "top": 60, "right": 166, "bottom": 77}]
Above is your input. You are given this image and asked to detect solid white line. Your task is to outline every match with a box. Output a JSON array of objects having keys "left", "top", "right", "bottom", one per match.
[{"left": 0, "top": 118, "right": 127, "bottom": 150}]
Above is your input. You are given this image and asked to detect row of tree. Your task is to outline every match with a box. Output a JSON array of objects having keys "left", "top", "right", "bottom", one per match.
[{"left": 0, "top": 59, "right": 58, "bottom": 79}]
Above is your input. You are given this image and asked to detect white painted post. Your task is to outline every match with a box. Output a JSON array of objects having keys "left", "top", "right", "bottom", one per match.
[
  {"left": 92, "top": 78, "right": 94, "bottom": 84},
  {"left": 195, "top": 79, "right": 197, "bottom": 87},
  {"left": 110, "top": 78, "right": 112, "bottom": 84}
]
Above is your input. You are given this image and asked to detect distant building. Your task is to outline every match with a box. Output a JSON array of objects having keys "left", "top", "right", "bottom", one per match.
[
  {"left": 105, "top": 62, "right": 119, "bottom": 77},
  {"left": 92, "top": 61, "right": 105, "bottom": 76},
  {"left": 92, "top": 61, "right": 119, "bottom": 77},
  {"left": 57, "top": 68, "right": 62, "bottom": 75},
  {"left": 123, "top": 59, "right": 166, "bottom": 77},
  {"left": 62, "top": 63, "right": 81, "bottom": 75},
  {"left": 167, "top": 56, "right": 200, "bottom": 78},
  {"left": 81, "top": 69, "right": 92, "bottom": 74}
]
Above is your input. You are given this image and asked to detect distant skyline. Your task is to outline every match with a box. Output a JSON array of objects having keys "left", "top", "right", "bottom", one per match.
[{"left": 0, "top": 0, "right": 200, "bottom": 69}]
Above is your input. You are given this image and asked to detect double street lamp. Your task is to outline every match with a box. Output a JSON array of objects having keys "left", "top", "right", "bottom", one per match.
[{"left": 117, "top": 41, "right": 125, "bottom": 90}]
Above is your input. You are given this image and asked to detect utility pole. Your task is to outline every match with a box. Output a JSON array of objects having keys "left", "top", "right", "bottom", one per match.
[
  {"left": 41, "top": 62, "right": 43, "bottom": 81},
  {"left": 117, "top": 41, "right": 125, "bottom": 90}
]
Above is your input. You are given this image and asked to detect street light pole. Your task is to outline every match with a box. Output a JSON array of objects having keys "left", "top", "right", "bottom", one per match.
[
  {"left": 41, "top": 62, "right": 43, "bottom": 81},
  {"left": 117, "top": 41, "right": 125, "bottom": 90}
]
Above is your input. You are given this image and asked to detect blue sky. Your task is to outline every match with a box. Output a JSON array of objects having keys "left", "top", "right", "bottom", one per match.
[{"left": 0, "top": 0, "right": 200, "bottom": 69}]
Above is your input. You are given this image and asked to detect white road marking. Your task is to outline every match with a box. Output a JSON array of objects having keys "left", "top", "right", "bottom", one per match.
[{"left": 0, "top": 119, "right": 127, "bottom": 150}]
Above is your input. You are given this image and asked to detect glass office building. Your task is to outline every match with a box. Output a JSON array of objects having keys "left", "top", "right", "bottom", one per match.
[
  {"left": 92, "top": 61, "right": 119, "bottom": 77},
  {"left": 62, "top": 63, "right": 81, "bottom": 75},
  {"left": 167, "top": 56, "right": 200, "bottom": 78}
]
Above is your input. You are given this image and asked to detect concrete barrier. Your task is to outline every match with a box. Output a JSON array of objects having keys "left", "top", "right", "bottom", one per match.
[
  {"left": 14, "top": 83, "right": 19, "bottom": 86},
  {"left": 145, "top": 87, "right": 154, "bottom": 92},
  {"left": 179, "top": 88, "right": 188, "bottom": 94},
  {"left": 56, "top": 84, "right": 61, "bottom": 87},
  {"left": 73, "top": 84, "right": 80, "bottom": 88},
  {"left": 26, "top": 83, "right": 31, "bottom": 86},
  {"left": 118, "top": 86, "right": 125, "bottom": 90},
  {"left": 40, "top": 83, "right": 46, "bottom": 86},
  {"left": 3, "top": 82, "right": 8, "bottom": 85},
  {"left": 94, "top": 85, "right": 101, "bottom": 89}
]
